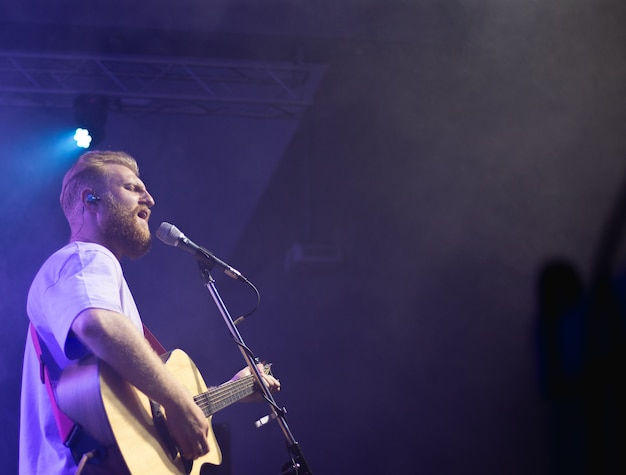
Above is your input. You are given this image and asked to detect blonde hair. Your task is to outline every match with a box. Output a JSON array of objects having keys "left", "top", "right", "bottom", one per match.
[{"left": 60, "top": 150, "right": 139, "bottom": 222}]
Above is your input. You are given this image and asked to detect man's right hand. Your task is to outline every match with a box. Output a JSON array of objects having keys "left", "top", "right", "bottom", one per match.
[{"left": 162, "top": 395, "right": 210, "bottom": 460}]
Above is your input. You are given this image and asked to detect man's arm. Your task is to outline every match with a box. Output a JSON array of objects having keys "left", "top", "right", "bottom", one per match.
[{"left": 71, "top": 308, "right": 209, "bottom": 460}]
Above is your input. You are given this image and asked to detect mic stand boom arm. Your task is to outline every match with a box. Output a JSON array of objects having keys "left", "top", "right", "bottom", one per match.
[{"left": 197, "top": 262, "right": 313, "bottom": 475}]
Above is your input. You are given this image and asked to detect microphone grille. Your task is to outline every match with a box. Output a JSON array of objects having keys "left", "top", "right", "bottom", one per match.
[{"left": 156, "top": 222, "right": 182, "bottom": 246}]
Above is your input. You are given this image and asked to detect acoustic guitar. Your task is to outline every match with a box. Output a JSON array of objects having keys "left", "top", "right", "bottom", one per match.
[{"left": 56, "top": 349, "right": 266, "bottom": 474}]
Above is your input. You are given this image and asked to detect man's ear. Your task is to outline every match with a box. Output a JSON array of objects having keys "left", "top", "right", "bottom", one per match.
[{"left": 82, "top": 189, "right": 100, "bottom": 210}]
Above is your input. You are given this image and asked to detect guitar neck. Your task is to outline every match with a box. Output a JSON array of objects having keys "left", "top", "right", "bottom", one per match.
[{"left": 194, "top": 375, "right": 257, "bottom": 417}]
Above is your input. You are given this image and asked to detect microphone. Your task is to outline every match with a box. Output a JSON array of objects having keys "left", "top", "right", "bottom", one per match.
[{"left": 156, "top": 222, "right": 244, "bottom": 280}]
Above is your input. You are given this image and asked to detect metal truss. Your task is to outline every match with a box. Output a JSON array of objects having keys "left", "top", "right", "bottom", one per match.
[{"left": 0, "top": 50, "right": 326, "bottom": 119}]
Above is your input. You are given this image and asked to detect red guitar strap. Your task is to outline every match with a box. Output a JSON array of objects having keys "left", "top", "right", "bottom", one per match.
[
  {"left": 142, "top": 324, "right": 167, "bottom": 355},
  {"left": 29, "top": 323, "right": 75, "bottom": 443},
  {"left": 29, "top": 322, "right": 167, "bottom": 446}
]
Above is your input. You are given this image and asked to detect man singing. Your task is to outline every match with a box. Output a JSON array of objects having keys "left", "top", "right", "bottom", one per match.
[{"left": 19, "top": 151, "right": 279, "bottom": 474}]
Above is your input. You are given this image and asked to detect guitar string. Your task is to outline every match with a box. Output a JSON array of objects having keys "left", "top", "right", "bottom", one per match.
[
  {"left": 195, "top": 386, "right": 254, "bottom": 415},
  {"left": 197, "top": 379, "right": 255, "bottom": 407},
  {"left": 199, "top": 377, "right": 255, "bottom": 403},
  {"left": 194, "top": 376, "right": 256, "bottom": 414},
  {"left": 152, "top": 379, "right": 255, "bottom": 418},
  {"left": 192, "top": 365, "right": 271, "bottom": 412}
]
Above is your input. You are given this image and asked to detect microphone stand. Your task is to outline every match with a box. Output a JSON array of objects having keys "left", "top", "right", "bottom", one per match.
[{"left": 197, "top": 262, "right": 313, "bottom": 475}]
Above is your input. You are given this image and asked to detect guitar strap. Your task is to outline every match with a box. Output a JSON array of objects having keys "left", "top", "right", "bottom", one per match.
[
  {"left": 142, "top": 323, "right": 167, "bottom": 355},
  {"left": 29, "top": 322, "right": 167, "bottom": 465},
  {"left": 29, "top": 324, "right": 75, "bottom": 443}
]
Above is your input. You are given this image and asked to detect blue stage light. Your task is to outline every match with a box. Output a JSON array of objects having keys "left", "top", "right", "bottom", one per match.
[
  {"left": 73, "top": 95, "right": 108, "bottom": 148},
  {"left": 73, "top": 128, "right": 93, "bottom": 148}
]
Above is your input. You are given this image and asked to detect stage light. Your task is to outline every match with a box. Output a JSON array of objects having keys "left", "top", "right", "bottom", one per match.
[
  {"left": 73, "top": 95, "right": 108, "bottom": 148},
  {"left": 73, "top": 128, "right": 92, "bottom": 148}
]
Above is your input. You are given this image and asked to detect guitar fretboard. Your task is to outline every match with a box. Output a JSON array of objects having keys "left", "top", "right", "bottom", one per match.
[{"left": 194, "top": 375, "right": 257, "bottom": 417}]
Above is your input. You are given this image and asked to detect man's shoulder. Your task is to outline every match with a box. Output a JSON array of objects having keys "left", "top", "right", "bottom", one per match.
[
  {"left": 36, "top": 242, "right": 119, "bottom": 280},
  {"left": 51, "top": 241, "right": 116, "bottom": 261}
]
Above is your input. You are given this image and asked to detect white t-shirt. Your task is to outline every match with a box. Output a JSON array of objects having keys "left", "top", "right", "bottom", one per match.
[{"left": 19, "top": 242, "right": 143, "bottom": 475}]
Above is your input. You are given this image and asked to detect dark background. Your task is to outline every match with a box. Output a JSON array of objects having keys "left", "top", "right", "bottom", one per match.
[{"left": 2, "top": 1, "right": 626, "bottom": 474}]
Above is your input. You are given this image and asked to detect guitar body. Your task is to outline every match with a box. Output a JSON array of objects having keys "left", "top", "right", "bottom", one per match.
[{"left": 57, "top": 349, "right": 221, "bottom": 475}]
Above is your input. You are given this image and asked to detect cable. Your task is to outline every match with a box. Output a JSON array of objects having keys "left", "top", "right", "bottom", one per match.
[
  {"left": 74, "top": 450, "right": 97, "bottom": 475},
  {"left": 233, "top": 278, "right": 261, "bottom": 325}
]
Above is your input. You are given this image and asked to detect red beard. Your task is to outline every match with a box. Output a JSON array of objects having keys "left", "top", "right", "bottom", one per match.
[{"left": 101, "top": 198, "right": 151, "bottom": 259}]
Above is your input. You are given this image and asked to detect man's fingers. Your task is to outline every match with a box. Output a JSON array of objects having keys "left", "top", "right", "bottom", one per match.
[
  {"left": 181, "top": 441, "right": 210, "bottom": 460},
  {"left": 263, "top": 374, "right": 281, "bottom": 392}
]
